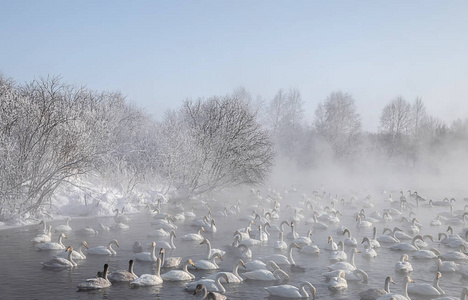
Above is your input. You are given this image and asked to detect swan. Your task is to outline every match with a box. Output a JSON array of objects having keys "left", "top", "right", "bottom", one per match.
[
  {"left": 205, "top": 219, "right": 217, "bottom": 233},
  {"left": 323, "top": 269, "right": 368, "bottom": 283},
  {"left": 252, "top": 223, "right": 270, "bottom": 241},
  {"left": 270, "top": 220, "right": 290, "bottom": 233},
  {"left": 328, "top": 270, "right": 348, "bottom": 292},
  {"left": 359, "top": 276, "right": 395, "bottom": 300},
  {"left": 430, "top": 258, "right": 460, "bottom": 272},
  {"left": 369, "top": 227, "right": 381, "bottom": 248},
  {"left": 151, "top": 215, "right": 177, "bottom": 230},
  {"left": 294, "top": 229, "right": 313, "bottom": 247},
  {"left": 440, "top": 245, "right": 468, "bottom": 261},
  {"left": 159, "top": 247, "right": 182, "bottom": 268},
  {"left": 194, "top": 252, "right": 223, "bottom": 270},
  {"left": 356, "top": 214, "right": 373, "bottom": 229},
  {"left": 98, "top": 223, "right": 110, "bottom": 231},
  {"left": 147, "top": 227, "right": 169, "bottom": 237},
  {"left": 88, "top": 239, "right": 119, "bottom": 255},
  {"left": 330, "top": 241, "right": 347, "bottom": 262},
  {"left": 161, "top": 259, "right": 196, "bottom": 281},
  {"left": 342, "top": 228, "right": 357, "bottom": 247},
  {"left": 325, "top": 236, "right": 338, "bottom": 251},
  {"left": 234, "top": 244, "right": 252, "bottom": 259},
  {"left": 130, "top": 257, "right": 163, "bottom": 286},
  {"left": 300, "top": 242, "right": 320, "bottom": 254},
  {"left": 377, "top": 227, "right": 401, "bottom": 244},
  {"left": 362, "top": 237, "right": 377, "bottom": 258},
  {"left": 133, "top": 241, "right": 143, "bottom": 253},
  {"left": 200, "top": 239, "right": 226, "bottom": 258},
  {"left": 376, "top": 276, "right": 413, "bottom": 300},
  {"left": 76, "top": 226, "right": 98, "bottom": 236},
  {"left": 185, "top": 273, "right": 230, "bottom": 293},
  {"left": 55, "top": 217, "right": 72, "bottom": 232},
  {"left": 135, "top": 241, "right": 157, "bottom": 261},
  {"left": 243, "top": 268, "right": 289, "bottom": 281},
  {"left": 206, "top": 259, "right": 246, "bottom": 283},
  {"left": 108, "top": 260, "right": 138, "bottom": 282},
  {"left": 286, "top": 221, "right": 299, "bottom": 239},
  {"left": 114, "top": 207, "right": 130, "bottom": 224},
  {"left": 260, "top": 242, "right": 299, "bottom": 265},
  {"left": 395, "top": 254, "right": 413, "bottom": 272},
  {"left": 54, "top": 241, "right": 88, "bottom": 259},
  {"left": 390, "top": 235, "right": 423, "bottom": 252},
  {"left": 327, "top": 248, "right": 360, "bottom": 271},
  {"left": 412, "top": 247, "right": 440, "bottom": 259},
  {"left": 265, "top": 281, "right": 316, "bottom": 299},
  {"left": 156, "top": 230, "right": 177, "bottom": 249},
  {"left": 77, "top": 264, "right": 111, "bottom": 290},
  {"left": 433, "top": 287, "right": 468, "bottom": 300},
  {"left": 42, "top": 246, "right": 77, "bottom": 268},
  {"left": 311, "top": 213, "right": 328, "bottom": 229},
  {"left": 182, "top": 227, "right": 205, "bottom": 241},
  {"left": 37, "top": 233, "right": 67, "bottom": 250},
  {"left": 32, "top": 225, "right": 52, "bottom": 243},
  {"left": 408, "top": 271, "right": 444, "bottom": 296},
  {"left": 243, "top": 260, "right": 269, "bottom": 271},
  {"left": 274, "top": 231, "right": 288, "bottom": 250},
  {"left": 192, "top": 283, "right": 227, "bottom": 300}
]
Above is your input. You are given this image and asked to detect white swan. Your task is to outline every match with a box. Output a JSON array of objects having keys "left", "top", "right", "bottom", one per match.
[
  {"left": 134, "top": 241, "right": 157, "bottom": 261},
  {"left": 200, "top": 238, "right": 226, "bottom": 259},
  {"left": 413, "top": 247, "right": 440, "bottom": 259},
  {"left": 88, "top": 239, "right": 119, "bottom": 255},
  {"left": 37, "top": 233, "right": 67, "bottom": 250},
  {"left": 185, "top": 273, "right": 230, "bottom": 293},
  {"left": 294, "top": 229, "right": 313, "bottom": 247},
  {"left": 326, "top": 236, "right": 339, "bottom": 251},
  {"left": 395, "top": 254, "right": 413, "bottom": 272},
  {"left": 408, "top": 271, "right": 444, "bottom": 296},
  {"left": 274, "top": 231, "right": 288, "bottom": 250},
  {"left": 377, "top": 227, "right": 401, "bottom": 244},
  {"left": 161, "top": 259, "right": 195, "bottom": 281},
  {"left": 342, "top": 228, "right": 357, "bottom": 247},
  {"left": 55, "top": 217, "right": 72, "bottom": 232},
  {"left": 182, "top": 227, "right": 205, "bottom": 241},
  {"left": 194, "top": 252, "right": 223, "bottom": 270},
  {"left": 265, "top": 281, "right": 316, "bottom": 299},
  {"left": 359, "top": 276, "right": 394, "bottom": 300},
  {"left": 32, "top": 225, "right": 52, "bottom": 243},
  {"left": 328, "top": 270, "right": 348, "bottom": 292},
  {"left": 234, "top": 244, "right": 252, "bottom": 259},
  {"left": 390, "top": 235, "right": 423, "bottom": 252},
  {"left": 260, "top": 242, "right": 299, "bottom": 265},
  {"left": 206, "top": 259, "right": 246, "bottom": 283},
  {"left": 159, "top": 247, "right": 181, "bottom": 268},
  {"left": 430, "top": 258, "right": 460, "bottom": 273},
  {"left": 377, "top": 276, "right": 413, "bottom": 300},
  {"left": 330, "top": 241, "right": 347, "bottom": 262},
  {"left": 362, "top": 237, "right": 377, "bottom": 258},
  {"left": 156, "top": 230, "right": 176, "bottom": 249},
  {"left": 130, "top": 257, "right": 163, "bottom": 286},
  {"left": 42, "top": 246, "right": 77, "bottom": 268},
  {"left": 77, "top": 264, "right": 111, "bottom": 290},
  {"left": 323, "top": 269, "right": 368, "bottom": 283},
  {"left": 440, "top": 245, "right": 468, "bottom": 261},
  {"left": 356, "top": 214, "right": 373, "bottom": 229},
  {"left": 205, "top": 219, "right": 217, "bottom": 233},
  {"left": 54, "top": 241, "right": 88, "bottom": 259},
  {"left": 147, "top": 227, "right": 169, "bottom": 237},
  {"left": 243, "top": 268, "right": 289, "bottom": 281},
  {"left": 327, "top": 248, "right": 360, "bottom": 271},
  {"left": 108, "top": 259, "right": 138, "bottom": 282}
]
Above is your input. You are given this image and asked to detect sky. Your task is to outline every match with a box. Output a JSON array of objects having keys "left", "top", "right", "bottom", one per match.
[{"left": 1, "top": 1, "right": 467, "bottom": 131}]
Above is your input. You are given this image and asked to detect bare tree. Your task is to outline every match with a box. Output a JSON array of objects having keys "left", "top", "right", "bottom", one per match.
[
  {"left": 314, "top": 91, "right": 362, "bottom": 159},
  {"left": 379, "top": 96, "right": 411, "bottom": 158}
]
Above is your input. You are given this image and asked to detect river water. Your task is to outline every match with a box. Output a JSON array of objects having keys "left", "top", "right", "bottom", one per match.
[{"left": 0, "top": 193, "right": 467, "bottom": 299}]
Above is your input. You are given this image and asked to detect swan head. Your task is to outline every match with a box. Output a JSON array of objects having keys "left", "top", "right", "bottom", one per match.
[
  {"left": 193, "top": 283, "right": 206, "bottom": 295},
  {"left": 188, "top": 259, "right": 195, "bottom": 267},
  {"left": 200, "top": 239, "right": 207, "bottom": 245},
  {"left": 159, "top": 248, "right": 165, "bottom": 255},
  {"left": 81, "top": 241, "right": 88, "bottom": 249},
  {"left": 361, "top": 237, "right": 370, "bottom": 244},
  {"left": 200, "top": 227, "right": 205, "bottom": 232},
  {"left": 113, "top": 240, "right": 120, "bottom": 247},
  {"left": 171, "top": 231, "right": 176, "bottom": 237},
  {"left": 238, "top": 259, "right": 246, "bottom": 268},
  {"left": 61, "top": 233, "right": 67, "bottom": 239},
  {"left": 66, "top": 246, "right": 73, "bottom": 252}
]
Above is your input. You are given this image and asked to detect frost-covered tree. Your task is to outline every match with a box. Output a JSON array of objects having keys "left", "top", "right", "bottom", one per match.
[
  {"left": 379, "top": 96, "right": 411, "bottom": 158},
  {"left": 156, "top": 95, "right": 274, "bottom": 195},
  {"left": 314, "top": 91, "right": 362, "bottom": 159}
]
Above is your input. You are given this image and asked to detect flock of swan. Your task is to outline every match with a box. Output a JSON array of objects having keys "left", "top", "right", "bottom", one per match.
[{"left": 29, "top": 189, "right": 468, "bottom": 299}]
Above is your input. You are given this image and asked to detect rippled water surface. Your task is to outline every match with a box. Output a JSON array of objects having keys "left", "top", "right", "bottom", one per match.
[{"left": 1, "top": 194, "right": 468, "bottom": 299}]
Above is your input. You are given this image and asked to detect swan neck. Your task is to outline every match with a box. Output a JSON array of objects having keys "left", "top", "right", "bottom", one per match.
[
  {"left": 288, "top": 245, "right": 295, "bottom": 265},
  {"left": 155, "top": 258, "right": 161, "bottom": 277},
  {"left": 216, "top": 275, "right": 226, "bottom": 293},
  {"left": 350, "top": 251, "right": 356, "bottom": 267},
  {"left": 170, "top": 234, "right": 175, "bottom": 248},
  {"left": 205, "top": 240, "right": 212, "bottom": 259},
  {"left": 384, "top": 277, "right": 391, "bottom": 293},
  {"left": 299, "top": 283, "right": 309, "bottom": 298},
  {"left": 402, "top": 278, "right": 410, "bottom": 298}
]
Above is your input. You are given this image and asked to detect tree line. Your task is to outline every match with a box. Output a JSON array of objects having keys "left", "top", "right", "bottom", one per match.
[{"left": 0, "top": 75, "right": 466, "bottom": 220}]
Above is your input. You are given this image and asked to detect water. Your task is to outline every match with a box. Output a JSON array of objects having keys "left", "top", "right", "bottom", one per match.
[{"left": 0, "top": 195, "right": 467, "bottom": 299}]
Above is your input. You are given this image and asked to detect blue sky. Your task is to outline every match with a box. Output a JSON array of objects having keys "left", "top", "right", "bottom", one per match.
[{"left": 1, "top": 1, "right": 467, "bottom": 130}]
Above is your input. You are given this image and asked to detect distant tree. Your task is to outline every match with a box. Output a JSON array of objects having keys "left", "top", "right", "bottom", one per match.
[
  {"left": 314, "top": 91, "right": 362, "bottom": 159},
  {"left": 379, "top": 96, "right": 411, "bottom": 158}
]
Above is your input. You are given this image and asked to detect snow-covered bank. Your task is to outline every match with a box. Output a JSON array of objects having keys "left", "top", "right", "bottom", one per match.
[{"left": 0, "top": 174, "right": 169, "bottom": 231}]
